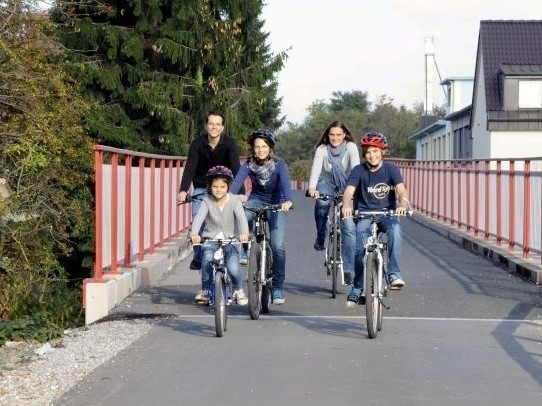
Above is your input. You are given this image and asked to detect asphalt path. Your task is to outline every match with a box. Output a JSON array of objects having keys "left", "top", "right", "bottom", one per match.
[{"left": 55, "top": 190, "right": 542, "bottom": 406}]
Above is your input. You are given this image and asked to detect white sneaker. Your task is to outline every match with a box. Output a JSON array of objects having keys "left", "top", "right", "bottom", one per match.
[
  {"left": 390, "top": 278, "right": 405, "bottom": 289},
  {"left": 194, "top": 289, "right": 211, "bottom": 305},
  {"left": 233, "top": 289, "right": 248, "bottom": 305}
]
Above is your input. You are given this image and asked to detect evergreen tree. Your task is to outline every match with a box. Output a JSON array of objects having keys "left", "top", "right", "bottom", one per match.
[{"left": 51, "top": 0, "right": 287, "bottom": 155}]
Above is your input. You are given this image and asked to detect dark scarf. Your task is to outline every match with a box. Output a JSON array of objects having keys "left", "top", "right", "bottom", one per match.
[{"left": 248, "top": 159, "right": 276, "bottom": 186}]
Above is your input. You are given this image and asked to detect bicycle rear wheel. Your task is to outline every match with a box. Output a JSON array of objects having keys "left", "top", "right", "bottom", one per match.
[
  {"left": 261, "top": 241, "right": 273, "bottom": 313},
  {"left": 214, "top": 271, "right": 227, "bottom": 337},
  {"left": 247, "top": 239, "right": 262, "bottom": 320},
  {"left": 365, "top": 252, "right": 381, "bottom": 339}
]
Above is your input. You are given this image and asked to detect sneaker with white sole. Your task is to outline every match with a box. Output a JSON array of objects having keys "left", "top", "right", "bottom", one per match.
[
  {"left": 239, "top": 253, "right": 249, "bottom": 266},
  {"left": 233, "top": 289, "right": 248, "bottom": 305},
  {"left": 390, "top": 277, "right": 405, "bottom": 289},
  {"left": 194, "top": 289, "right": 211, "bottom": 305},
  {"left": 346, "top": 287, "right": 363, "bottom": 308},
  {"left": 272, "top": 289, "right": 285, "bottom": 304}
]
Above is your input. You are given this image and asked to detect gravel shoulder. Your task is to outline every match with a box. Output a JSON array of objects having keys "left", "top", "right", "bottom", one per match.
[{"left": 0, "top": 319, "right": 155, "bottom": 406}]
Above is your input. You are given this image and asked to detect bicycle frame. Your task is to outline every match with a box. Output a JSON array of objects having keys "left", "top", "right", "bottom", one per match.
[
  {"left": 244, "top": 203, "right": 283, "bottom": 319},
  {"left": 354, "top": 209, "right": 402, "bottom": 339},
  {"left": 309, "top": 192, "right": 346, "bottom": 298},
  {"left": 199, "top": 237, "right": 238, "bottom": 337}
]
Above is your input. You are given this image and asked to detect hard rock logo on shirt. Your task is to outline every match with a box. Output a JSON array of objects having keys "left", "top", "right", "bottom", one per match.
[{"left": 367, "top": 183, "right": 395, "bottom": 199}]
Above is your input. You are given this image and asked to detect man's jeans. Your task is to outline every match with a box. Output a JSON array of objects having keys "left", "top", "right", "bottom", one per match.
[{"left": 190, "top": 187, "right": 207, "bottom": 263}]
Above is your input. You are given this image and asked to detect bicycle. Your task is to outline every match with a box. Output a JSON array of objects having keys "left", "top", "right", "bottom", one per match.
[
  {"left": 354, "top": 209, "right": 412, "bottom": 339},
  {"left": 195, "top": 237, "right": 239, "bottom": 337},
  {"left": 306, "top": 191, "right": 346, "bottom": 298},
  {"left": 244, "top": 204, "right": 289, "bottom": 320}
]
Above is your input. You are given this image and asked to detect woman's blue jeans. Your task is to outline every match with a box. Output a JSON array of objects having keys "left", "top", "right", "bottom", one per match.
[
  {"left": 314, "top": 180, "right": 355, "bottom": 274},
  {"left": 352, "top": 216, "right": 403, "bottom": 289},
  {"left": 200, "top": 242, "right": 243, "bottom": 291},
  {"left": 244, "top": 198, "right": 287, "bottom": 290}
]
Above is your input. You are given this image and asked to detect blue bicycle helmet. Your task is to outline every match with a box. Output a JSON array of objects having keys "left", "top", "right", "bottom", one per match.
[
  {"left": 206, "top": 165, "right": 234, "bottom": 183},
  {"left": 249, "top": 128, "right": 276, "bottom": 147}
]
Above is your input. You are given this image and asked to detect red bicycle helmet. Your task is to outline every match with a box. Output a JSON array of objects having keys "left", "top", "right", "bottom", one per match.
[
  {"left": 206, "top": 165, "right": 234, "bottom": 183},
  {"left": 360, "top": 131, "right": 388, "bottom": 149},
  {"left": 249, "top": 128, "right": 276, "bottom": 147}
]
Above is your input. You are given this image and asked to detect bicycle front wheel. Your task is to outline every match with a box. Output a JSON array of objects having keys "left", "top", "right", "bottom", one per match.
[
  {"left": 365, "top": 252, "right": 381, "bottom": 339},
  {"left": 214, "top": 271, "right": 227, "bottom": 337},
  {"left": 247, "top": 239, "right": 262, "bottom": 320},
  {"left": 261, "top": 241, "right": 273, "bottom": 313},
  {"left": 329, "top": 226, "right": 340, "bottom": 298}
]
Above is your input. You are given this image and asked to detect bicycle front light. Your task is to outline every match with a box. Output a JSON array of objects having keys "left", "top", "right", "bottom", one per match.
[{"left": 214, "top": 249, "right": 224, "bottom": 261}]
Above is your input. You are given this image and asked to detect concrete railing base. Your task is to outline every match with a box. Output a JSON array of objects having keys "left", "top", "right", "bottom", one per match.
[
  {"left": 84, "top": 234, "right": 191, "bottom": 325},
  {"left": 412, "top": 214, "right": 542, "bottom": 285}
]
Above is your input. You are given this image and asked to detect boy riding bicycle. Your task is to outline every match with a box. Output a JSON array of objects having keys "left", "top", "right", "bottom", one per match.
[{"left": 341, "top": 131, "right": 410, "bottom": 307}]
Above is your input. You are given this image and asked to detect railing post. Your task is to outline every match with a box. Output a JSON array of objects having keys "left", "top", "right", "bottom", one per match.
[
  {"left": 484, "top": 161, "right": 490, "bottom": 240},
  {"left": 509, "top": 161, "right": 515, "bottom": 251},
  {"left": 93, "top": 147, "right": 104, "bottom": 281},
  {"left": 496, "top": 161, "right": 502, "bottom": 245},
  {"left": 110, "top": 153, "right": 119, "bottom": 273},
  {"left": 523, "top": 161, "right": 531, "bottom": 259},
  {"left": 124, "top": 155, "right": 132, "bottom": 266}
]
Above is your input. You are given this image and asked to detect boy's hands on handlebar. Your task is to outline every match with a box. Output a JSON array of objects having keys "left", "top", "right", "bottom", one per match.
[
  {"left": 395, "top": 206, "right": 408, "bottom": 216},
  {"left": 307, "top": 189, "right": 319, "bottom": 198},
  {"left": 239, "top": 234, "right": 249, "bottom": 243},
  {"left": 342, "top": 206, "right": 353, "bottom": 218}
]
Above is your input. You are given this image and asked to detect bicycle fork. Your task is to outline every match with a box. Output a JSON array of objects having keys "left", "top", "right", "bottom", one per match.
[
  {"left": 211, "top": 269, "right": 232, "bottom": 306},
  {"left": 362, "top": 248, "right": 390, "bottom": 310},
  {"left": 260, "top": 243, "right": 271, "bottom": 285}
]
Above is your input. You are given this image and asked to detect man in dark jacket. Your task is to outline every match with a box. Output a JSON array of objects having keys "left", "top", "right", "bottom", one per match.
[{"left": 177, "top": 111, "right": 242, "bottom": 269}]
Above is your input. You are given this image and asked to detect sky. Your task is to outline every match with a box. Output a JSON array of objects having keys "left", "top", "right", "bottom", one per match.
[{"left": 262, "top": 0, "right": 542, "bottom": 125}]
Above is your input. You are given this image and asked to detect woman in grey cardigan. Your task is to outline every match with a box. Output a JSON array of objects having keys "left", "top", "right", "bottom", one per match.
[
  {"left": 307, "top": 120, "right": 360, "bottom": 285},
  {"left": 190, "top": 166, "right": 250, "bottom": 305}
]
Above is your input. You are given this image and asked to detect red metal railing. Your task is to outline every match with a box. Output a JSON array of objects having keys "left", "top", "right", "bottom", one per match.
[
  {"left": 91, "top": 145, "right": 191, "bottom": 282},
  {"left": 390, "top": 157, "right": 542, "bottom": 264},
  {"left": 90, "top": 147, "right": 542, "bottom": 291}
]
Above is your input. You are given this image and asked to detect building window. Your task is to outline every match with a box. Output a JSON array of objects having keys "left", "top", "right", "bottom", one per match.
[{"left": 518, "top": 80, "right": 542, "bottom": 108}]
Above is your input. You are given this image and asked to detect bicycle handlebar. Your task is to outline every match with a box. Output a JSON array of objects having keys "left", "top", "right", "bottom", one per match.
[
  {"left": 244, "top": 204, "right": 293, "bottom": 214},
  {"left": 191, "top": 236, "right": 240, "bottom": 246},
  {"left": 353, "top": 209, "right": 414, "bottom": 218},
  {"left": 305, "top": 190, "right": 343, "bottom": 202},
  {"left": 178, "top": 192, "right": 206, "bottom": 205}
]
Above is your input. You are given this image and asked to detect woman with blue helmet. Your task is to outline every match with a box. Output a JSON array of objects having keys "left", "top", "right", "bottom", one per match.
[{"left": 230, "top": 129, "right": 293, "bottom": 304}]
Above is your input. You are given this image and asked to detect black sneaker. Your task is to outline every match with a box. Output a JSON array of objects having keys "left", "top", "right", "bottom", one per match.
[
  {"left": 343, "top": 272, "right": 352, "bottom": 285},
  {"left": 189, "top": 260, "right": 201, "bottom": 270},
  {"left": 313, "top": 238, "right": 325, "bottom": 251}
]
